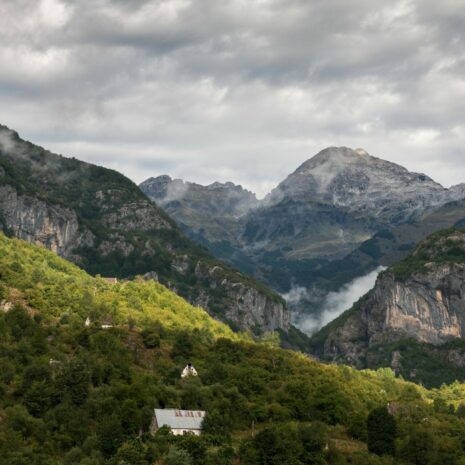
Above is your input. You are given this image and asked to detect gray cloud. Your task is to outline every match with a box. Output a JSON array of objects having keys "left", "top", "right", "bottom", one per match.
[{"left": 0, "top": 0, "right": 465, "bottom": 196}]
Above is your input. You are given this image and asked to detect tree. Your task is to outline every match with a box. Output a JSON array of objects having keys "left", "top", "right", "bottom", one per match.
[
  {"left": 456, "top": 403, "right": 465, "bottom": 418},
  {"left": 367, "top": 407, "right": 396, "bottom": 456},
  {"left": 55, "top": 358, "right": 90, "bottom": 405},
  {"left": 171, "top": 331, "right": 194, "bottom": 359},
  {"left": 165, "top": 446, "right": 193, "bottom": 465},
  {"left": 398, "top": 428, "right": 436, "bottom": 465},
  {"left": 298, "top": 422, "right": 327, "bottom": 465},
  {"left": 97, "top": 415, "right": 124, "bottom": 457},
  {"left": 115, "top": 440, "right": 148, "bottom": 465}
]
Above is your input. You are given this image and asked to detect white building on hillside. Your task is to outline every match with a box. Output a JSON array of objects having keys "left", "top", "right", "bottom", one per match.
[
  {"left": 181, "top": 363, "right": 198, "bottom": 378},
  {"left": 151, "top": 409, "right": 206, "bottom": 436}
]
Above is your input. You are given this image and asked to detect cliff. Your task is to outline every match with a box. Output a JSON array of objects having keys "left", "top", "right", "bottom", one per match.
[
  {"left": 0, "top": 124, "right": 288, "bottom": 333},
  {"left": 311, "top": 229, "right": 465, "bottom": 384}
]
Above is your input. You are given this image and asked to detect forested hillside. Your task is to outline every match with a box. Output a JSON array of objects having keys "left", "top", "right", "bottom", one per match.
[
  {"left": 0, "top": 124, "right": 287, "bottom": 333},
  {"left": 1, "top": 234, "right": 465, "bottom": 464}
]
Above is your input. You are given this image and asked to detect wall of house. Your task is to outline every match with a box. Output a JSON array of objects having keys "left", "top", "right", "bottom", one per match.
[{"left": 172, "top": 428, "right": 201, "bottom": 436}]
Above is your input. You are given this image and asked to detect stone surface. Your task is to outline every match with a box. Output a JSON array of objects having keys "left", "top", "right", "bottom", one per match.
[{"left": 313, "top": 231, "right": 465, "bottom": 367}]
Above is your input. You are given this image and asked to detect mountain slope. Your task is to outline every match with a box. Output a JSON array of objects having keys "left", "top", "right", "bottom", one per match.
[
  {"left": 0, "top": 124, "right": 288, "bottom": 333},
  {"left": 1, "top": 232, "right": 465, "bottom": 464},
  {"left": 140, "top": 176, "right": 258, "bottom": 240},
  {"left": 310, "top": 228, "right": 465, "bottom": 386}
]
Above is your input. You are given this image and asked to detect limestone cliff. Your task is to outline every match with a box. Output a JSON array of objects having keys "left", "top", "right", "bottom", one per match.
[{"left": 311, "top": 229, "right": 465, "bottom": 369}]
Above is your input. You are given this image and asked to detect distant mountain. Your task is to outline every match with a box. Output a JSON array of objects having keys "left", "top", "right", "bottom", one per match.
[
  {"left": 310, "top": 228, "right": 465, "bottom": 386},
  {"left": 140, "top": 175, "right": 258, "bottom": 244},
  {"left": 244, "top": 147, "right": 465, "bottom": 259},
  {"left": 141, "top": 148, "right": 465, "bottom": 324},
  {"left": 0, "top": 124, "right": 288, "bottom": 333}
]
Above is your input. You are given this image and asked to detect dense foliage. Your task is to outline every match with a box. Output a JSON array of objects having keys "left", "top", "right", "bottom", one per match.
[{"left": 1, "top": 234, "right": 465, "bottom": 464}]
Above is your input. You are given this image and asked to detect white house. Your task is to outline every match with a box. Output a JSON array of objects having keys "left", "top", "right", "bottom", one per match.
[
  {"left": 151, "top": 409, "right": 206, "bottom": 436},
  {"left": 181, "top": 363, "right": 198, "bottom": 378}
]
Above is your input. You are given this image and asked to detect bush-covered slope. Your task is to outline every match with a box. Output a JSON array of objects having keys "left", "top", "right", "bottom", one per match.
[
  {"left": 2, "top": 234, "right": 465, "bottom": 464},
  {"left": 0, "top": 124, "right": 287, "bottom": 333}
]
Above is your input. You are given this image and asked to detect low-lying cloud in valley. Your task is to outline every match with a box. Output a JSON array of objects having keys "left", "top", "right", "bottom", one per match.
[{"left": 296, "top": 266, "right": 386, "bottom": 334}]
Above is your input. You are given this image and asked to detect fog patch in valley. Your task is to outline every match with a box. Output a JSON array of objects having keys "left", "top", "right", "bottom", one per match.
[{"left": 291, "top": 266, "right": 386, "bottom": 335}]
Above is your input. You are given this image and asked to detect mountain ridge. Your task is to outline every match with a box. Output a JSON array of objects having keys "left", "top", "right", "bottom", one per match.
[{"left": 0, "top": 123, "right": 288, "bottom": 333}]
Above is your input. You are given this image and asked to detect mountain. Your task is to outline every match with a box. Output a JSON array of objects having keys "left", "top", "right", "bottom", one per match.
[
  {"left": 2, "top": 232, "right": 465, "bottom": 464},
  {"left": 247, "top": 147, "right": 465, "bottom": 259},
  {"left": 141, "top": 147, "right": 465, "bottom": 320},
  {"left": 310, "top": 228, "right": 465, "bottom": 386},
  {"left": 0, "top": 124, "right": 288, "bottom": 333},
  {"left": 140, "top": 176, "right": 257, "bottom": 255}
]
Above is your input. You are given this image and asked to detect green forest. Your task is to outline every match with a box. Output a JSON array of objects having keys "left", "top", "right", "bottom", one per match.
[{"left": 2, "top": 233, "right": 465, "bottom": 464}]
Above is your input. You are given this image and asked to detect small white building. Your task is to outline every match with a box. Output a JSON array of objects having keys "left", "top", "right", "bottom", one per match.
[
  {"left": 151, "top": 408, "right": 206, "bottom": 436},
  {"left": 181, "top": 363, "right": 198, "bottom": 378}
]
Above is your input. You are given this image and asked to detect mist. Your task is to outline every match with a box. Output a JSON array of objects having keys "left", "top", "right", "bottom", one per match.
[{"left": 297, "top": 266, "right": 386, "bottom": 334}]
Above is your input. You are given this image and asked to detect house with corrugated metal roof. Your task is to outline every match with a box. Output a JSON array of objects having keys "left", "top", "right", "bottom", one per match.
[{"left": 151, "top": 408, "right": 206, "bottom": 436}]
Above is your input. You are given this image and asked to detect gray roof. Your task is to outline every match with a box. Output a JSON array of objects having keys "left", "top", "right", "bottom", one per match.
[{"left": 154, "top": 409, "right": 206, "bottom": 430}]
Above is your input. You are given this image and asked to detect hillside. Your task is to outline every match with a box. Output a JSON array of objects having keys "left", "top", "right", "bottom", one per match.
[
  {"left": 310, "top": 228, "right": 465, "bottom": 387},
  {"left": 2, "top": 234, "right": 465, "bottom": 464},
  {"left": 0, "top": 124, "right": 288, "bottom": 333}
]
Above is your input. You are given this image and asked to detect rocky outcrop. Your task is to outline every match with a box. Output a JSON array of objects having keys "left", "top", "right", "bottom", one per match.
[
  {"left": 313, "top": 230, "right": 465, "bottom": 367},
  {"left": 192, "top": 262, "right": 289, "bottom": 331},
  {"left": 0, "top": 185, "right": 94, "bottom": 258}
]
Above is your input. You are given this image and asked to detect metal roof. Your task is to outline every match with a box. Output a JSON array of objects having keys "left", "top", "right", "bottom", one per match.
[{"left": 154, "top": 409, "right": 206, "bottom": 430}]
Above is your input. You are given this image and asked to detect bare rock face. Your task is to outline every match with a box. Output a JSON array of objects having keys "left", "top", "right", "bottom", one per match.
[
  {"left": 315, "top": 231, "right": 465, "bottom": 367},
  {"left": 193, "top": 262, "right": 289, "bottom": 331},
  {"left": 0, "top": 185, "right": 93, "bottom": 258}
]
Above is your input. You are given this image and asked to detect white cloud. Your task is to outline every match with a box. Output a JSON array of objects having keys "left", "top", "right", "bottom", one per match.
[
  {"left": 39, "top": 0, "right": 72, "bottom": 28},
  {"left": 297, "top": 266, "right": 386, "bottom": 334}
]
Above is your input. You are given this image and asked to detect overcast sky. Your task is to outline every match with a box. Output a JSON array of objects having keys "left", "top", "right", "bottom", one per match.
[{"left": 1, "top": 0, "right": 465, "bottom": 197}]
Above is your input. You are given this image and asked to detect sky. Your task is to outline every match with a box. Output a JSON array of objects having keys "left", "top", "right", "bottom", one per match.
[{"left": 1, "top": 0, "right": 465, "bottom": 198}]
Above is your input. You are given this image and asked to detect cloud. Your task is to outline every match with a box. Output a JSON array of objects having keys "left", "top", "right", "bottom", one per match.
[
  {"left": 0, "top": 0, "right": 465, "bottom": 196},
  {"left": 296, "top": 266, "right": 386, "bottom": 334}
]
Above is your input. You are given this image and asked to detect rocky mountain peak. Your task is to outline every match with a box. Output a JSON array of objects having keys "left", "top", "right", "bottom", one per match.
[
  {"left": 296, "top": 146, "right": 375, "bottom": 172},
  {"left": 265, "top": 147, "right": 453, "bottom": 225}
]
